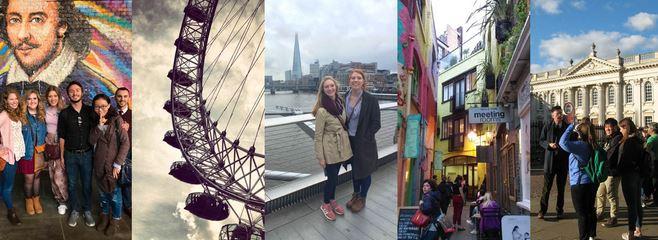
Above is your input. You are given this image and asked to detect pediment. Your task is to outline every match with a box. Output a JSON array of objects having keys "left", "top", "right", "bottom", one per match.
[{"left": 564, "top": 57, "right": 620, "bottom": 76}]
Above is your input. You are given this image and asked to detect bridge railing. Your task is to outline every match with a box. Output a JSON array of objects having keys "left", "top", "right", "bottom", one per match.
[{"left": 264, "top": 102, "right": 398, "bottom": 213}]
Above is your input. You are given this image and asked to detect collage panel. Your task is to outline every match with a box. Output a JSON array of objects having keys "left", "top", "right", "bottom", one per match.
[
  {"left": 263, "top": 0, "right": 398, "bottom": 239},
  {"left": 133, "top": 0, "right": 264, "bottom": 239},
  {"left": 397, "top": 0, "right": 530, "bottom": 239},
  {"left": 530, "top": 0, "right": 658, "bottom": 239},
  {"left": 0, "top": 0, "right": 132, "bottom": 239}
]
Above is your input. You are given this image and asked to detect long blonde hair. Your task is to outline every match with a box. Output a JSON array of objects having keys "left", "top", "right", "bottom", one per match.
[
  {"left": 21, "top": 89, "right": 46, "bottom": 124},
  {"left": 45, "top": 86, "right": 66, "bottom": 110},
  {"left": 312, "top": 76, "right": 342, "bottom": 116}
]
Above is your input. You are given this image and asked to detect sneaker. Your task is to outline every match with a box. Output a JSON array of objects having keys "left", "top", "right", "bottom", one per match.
[
  {"left": 466, "top": 219, "right": 473, "bottom": 225},
  {"left": 57, "top": 204, "right": 67, "bottom": 215},
  {"left": 602, "top": 217, "right": 617, "bottom": 227},
  {"left": 329, "top": 200, "right": 344, "bottom": 216},
  {"left": 320, "top": 203, "right": 336, "bottom": 221},
  {"left": 470, "top": 229, "right": 477, "bottom": 234},
  {"left": 83, "top": 211, "right": 96, "bottom": 227},
  {"left": 68, "top": 211, "right": 79, "bottom": 227},
  {"left": 622, "top": 232, "right": 636, "bottom": 240}
]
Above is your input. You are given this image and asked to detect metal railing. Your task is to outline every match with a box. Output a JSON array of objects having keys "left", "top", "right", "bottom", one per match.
[{"left": 438, "top": 32, "right": 484, "bottom": 73}]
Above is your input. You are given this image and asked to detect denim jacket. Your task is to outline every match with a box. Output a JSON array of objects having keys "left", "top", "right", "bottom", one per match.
[{"left": 22, "top": 113, "right": 47, "bottom": 160}]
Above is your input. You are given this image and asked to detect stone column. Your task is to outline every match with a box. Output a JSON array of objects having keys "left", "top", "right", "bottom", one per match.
[
  {"left": 582, "top": 86, "right": 590, "bottom": 117},
  {"left": 568, "top": 87, "right": 575, "bottom": 105},
  {"left": 634, "top": 79, "right": 643, "bottom": 124},
  {"left": 597, "top": 83, "right": 605, "bottom": 125},
  {"left": 557, "top": 89, "right": 564, "bottom": 107},
  {"left": 615, "top": 82, "right": 623, "bottom": 121}
]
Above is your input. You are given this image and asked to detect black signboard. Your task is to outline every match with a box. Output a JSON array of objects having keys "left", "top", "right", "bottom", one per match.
[{"left": 398, "top": 206, "right": 421, "bottom": 240}]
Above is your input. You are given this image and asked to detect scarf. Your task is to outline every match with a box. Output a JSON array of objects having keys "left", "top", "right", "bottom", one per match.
[{"left": 322, "top": 95, "right": 343, "bottom": 117}]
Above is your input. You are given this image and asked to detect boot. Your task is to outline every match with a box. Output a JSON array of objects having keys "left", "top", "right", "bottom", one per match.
[
  {"left": 25, "top": 197, "right": 35, "bottom": 215},
  {"left": 346, "top": 193, "right": 358, "bottom": 210},
  {"left": 33, "top": 196, "right": 43, "bottom": 214},
  {"left": 7, "top": 208, "right": 21, "bottom": 225},
  {"left": 351, "top": 196, "right": 366, "bottom": 212},
  {"left": 96, "top": 213, "right": 109, "bottom": 232},
  {"left": 105, "top": 219, "right": 120, "bottom": 236}
]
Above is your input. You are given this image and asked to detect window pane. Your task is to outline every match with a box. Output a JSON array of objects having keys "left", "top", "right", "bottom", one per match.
[
  {"left": 608, "top": 87, "right": 615, "bottom": 104},
  {"left": 592, "top": 89, "right": 598, "bottom": 106},
  {"left": 626, "top": 84, "right": 633, "bottom": 103},
  {"left": 646, "top": 83, "right": 653, "bottom": 102}
]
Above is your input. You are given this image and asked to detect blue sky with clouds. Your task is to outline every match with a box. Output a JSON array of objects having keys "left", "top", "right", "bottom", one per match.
[{"left": 531, "top": 0, "right": 658, "bottom": 72}]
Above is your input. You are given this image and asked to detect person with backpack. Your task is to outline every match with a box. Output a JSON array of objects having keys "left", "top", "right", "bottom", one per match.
[
  {"left": 538, "top": 106, "right": 569, "bottom": 220},
  {"left": 646, "top": 122, "right": 658, "bottom": 208},
  {"left": 596, "top": 118, "right": 622, "bottom": 227},
  {"left": 559, "top": 120, "right": 597, "bottom": 240},
  {"left": 616, "top": 118, "right": 645, "bottom": 240}
]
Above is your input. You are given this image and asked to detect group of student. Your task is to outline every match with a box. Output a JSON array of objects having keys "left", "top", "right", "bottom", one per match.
[
  {"left": 0, "top": 82, "right": 132, "bottom": 237},
  {"left": 417, "top": 175, "right": 503, "bottom": 240},
  {"left": 539, "top": 105, "right": 657, "bottom": 240}
]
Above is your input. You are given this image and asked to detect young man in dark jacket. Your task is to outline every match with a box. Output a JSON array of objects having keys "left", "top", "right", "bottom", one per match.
[
  {"left": 538, "top": 106, "right": 569, "bottom": 219},
  {"left": 596, "top": 118, "right": 622, "bottom": 227}
]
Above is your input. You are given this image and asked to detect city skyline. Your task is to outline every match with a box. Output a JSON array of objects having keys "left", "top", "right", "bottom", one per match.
[{"left": 265, "top": 0, "right": 396, "bottom": 80}]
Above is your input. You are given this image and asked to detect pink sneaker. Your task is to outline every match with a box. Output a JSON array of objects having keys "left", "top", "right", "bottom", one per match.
[
  {"left": 320, "top": 203, "right": 336, "bottom": 221},
  {"left": 330, "top": 200, "right": 345, "bottom": 216}
]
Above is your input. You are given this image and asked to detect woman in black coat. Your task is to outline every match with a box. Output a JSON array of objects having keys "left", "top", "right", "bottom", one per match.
[
  {"left": 616, "top": 118, "right": 644, "bottom": 240},
  {"left": 343, "top": 69, "right": 381, "bottom": 213}
]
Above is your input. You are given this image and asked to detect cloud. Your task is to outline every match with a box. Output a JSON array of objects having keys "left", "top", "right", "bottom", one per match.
[
  {"left": 571, "top": 0, "right": 585, "bottom": 10},
  {"left": 625, "top": 12, "right": 658, "bottom": 31},
  {"left": 265, "top": 0, "right": 396, "bottom": 80},
  {"left": 534, "top": 0, "right": 562, "bottom": 14},
  {"left": 534, "top": 30, "right": 654, "bottom": 72}
]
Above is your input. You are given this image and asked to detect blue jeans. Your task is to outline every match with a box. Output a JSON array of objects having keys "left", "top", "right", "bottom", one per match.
[
  {"left": 100, "top": 186, "right": 122, "bottom": 219},
  {"left": 352, "top": 175, "right": 372, "bottom": 198},
  {"left": 323, "top": 163, "right": 341, "bottom": 204},
  {"left": 0, "top": 162, "right": 17, "bottom": 209},
  {"left": 65, "top": 150, "right": 93, "bottom": 212},
  {"left": 121, "top": 150, "right": 131, "bottom": 209}
]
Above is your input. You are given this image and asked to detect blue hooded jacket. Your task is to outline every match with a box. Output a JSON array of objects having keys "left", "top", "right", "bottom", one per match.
[{"left": 559, "top": 123, "right": 592, "bottom": 185}]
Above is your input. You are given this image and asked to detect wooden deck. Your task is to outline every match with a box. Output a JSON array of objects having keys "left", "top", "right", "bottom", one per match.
[{"left": 265, "top": 161, "right": 397, "bottom": 240}]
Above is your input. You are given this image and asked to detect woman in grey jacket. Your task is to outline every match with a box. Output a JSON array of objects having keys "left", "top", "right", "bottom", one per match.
[{"left": 313, "top": 76, "right": 352, "bottom": 221}]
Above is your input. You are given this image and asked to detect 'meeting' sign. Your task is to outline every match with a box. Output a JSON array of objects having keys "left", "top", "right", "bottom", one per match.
[{"left": 468, "top": 107, "right": 511, "bottom": 123}]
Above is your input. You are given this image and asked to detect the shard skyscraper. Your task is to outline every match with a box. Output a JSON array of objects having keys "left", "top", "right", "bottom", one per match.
[{"left": 291, "top": 33, "right": 302, "bottom": 81}]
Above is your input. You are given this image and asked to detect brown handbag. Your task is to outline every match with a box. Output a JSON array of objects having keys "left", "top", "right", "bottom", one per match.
[
  {"left": 45, "top": 143, "right": 60, "bottom": 160},
  {"left": 411, "top": 209, "right": 431, "bottom": 227},
  {"left": 33, "top": 144, "right": 46, "bottom": 173}
]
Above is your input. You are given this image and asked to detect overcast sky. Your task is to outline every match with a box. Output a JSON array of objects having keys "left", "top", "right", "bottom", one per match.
[
  {"left": 133, "top": 0, "right": 263, "bottom": 239},
  {"left": 432, "top": 0, "right": 486, "bottom": 41},
  {"left": 265, "top": 0, "right": 396, "bottom": 80}
]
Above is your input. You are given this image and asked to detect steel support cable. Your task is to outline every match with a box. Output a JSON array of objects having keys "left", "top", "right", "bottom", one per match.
[
  {"left": 205, "top": 9, "right": 263, "bottom": 108},
  {"left": 237, "top": 88, "right": 264, "bottom": 139},
  {"left": 222, "top": 41, "right": 264, "bottom": 132}
]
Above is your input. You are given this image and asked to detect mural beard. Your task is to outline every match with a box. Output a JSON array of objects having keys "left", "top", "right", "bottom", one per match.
[{"left": 12, "top": 33, "right": 62, "bottom": 77}]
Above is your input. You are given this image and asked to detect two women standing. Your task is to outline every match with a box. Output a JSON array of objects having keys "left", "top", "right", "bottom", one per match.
[{"left": 313, "top": 69, "right": 380, "bottom": 221}]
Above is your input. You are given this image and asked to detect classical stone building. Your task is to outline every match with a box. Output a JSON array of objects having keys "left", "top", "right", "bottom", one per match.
[{"left": 531, "top": 44, "right": 658, "bottom": 127}]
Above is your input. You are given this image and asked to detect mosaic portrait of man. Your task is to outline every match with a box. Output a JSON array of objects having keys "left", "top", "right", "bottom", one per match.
[{"left": 0, "top": 0, "right": 122, "bottom": 104}]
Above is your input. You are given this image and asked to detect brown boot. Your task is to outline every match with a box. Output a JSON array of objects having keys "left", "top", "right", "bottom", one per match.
[
  {"left": 346, "top": 193, "right": 359, "bottom": 210},
  {"left": 96, "top": 213, "right": 109, "bottom": 232},
  {"left": 7, "top": 208, "right": 21, "bottom": 225},
  {"left": 33, "top": 196, "right": 43, "bottom": 214},
  {"left": 105, "top": 218, "right": 120, "bottom": 236},
  {"left": 351, "top": 196, "right": 366, "bottom": 212},
  {"left": 25, "top": 197, "right": 35, "bottom": 215}
]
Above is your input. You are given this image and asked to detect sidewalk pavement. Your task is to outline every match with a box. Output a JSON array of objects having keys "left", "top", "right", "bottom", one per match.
[{"left": 531, "top": 172, "right": 658, "bottom": 240}]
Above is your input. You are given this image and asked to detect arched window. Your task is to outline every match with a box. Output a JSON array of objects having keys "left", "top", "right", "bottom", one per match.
[
  {"left": 592, "top": 89, "right": 598, "bottom": 106},
  {"left": 625, "top": 84, "right": 633, "bottom": 103},
  {"left": 550, "top": 93, "right": 556, "bottom": 106},
  {"left": 563, "top": 92, "right": 569, "bottom": 105},
  {"left": 577, "top": 89, "right": 583, "bottom": 107},
  {"left": 645, "top": 82, "right": 653, "bottom": 102},
  {"left": 608, "top": 87, "right": 615, "bottom": 104}
]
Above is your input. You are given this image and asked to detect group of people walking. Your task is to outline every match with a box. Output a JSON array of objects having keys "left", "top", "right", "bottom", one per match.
[
  {"left": 312, "top": 69, "right": 381, "bottom": 221},
  {"left": 0, "top": 82, "right": 132, "bottom": 236},
  {"left": 418, "top": 176, "right": 501, "bottom": 240},
  {"left": 538, "top": 105, "right": 657, "bottom": 240}
]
